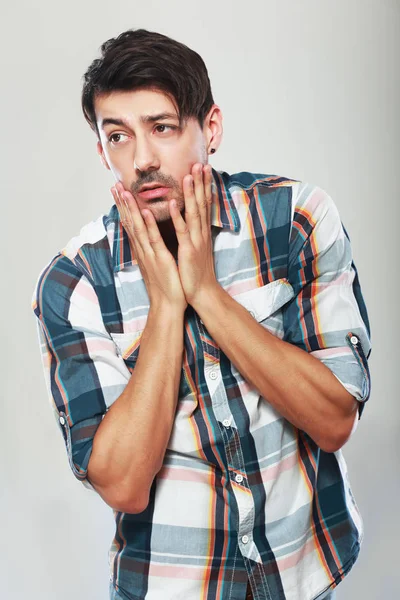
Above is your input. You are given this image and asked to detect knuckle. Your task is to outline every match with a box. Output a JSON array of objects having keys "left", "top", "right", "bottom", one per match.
[
  {"left": 132, "top": 223, "right": 144, "bottom": 234},
  {"left": 148, "top": 234, "right": 162, "bottom": 245},
  {"left": 179, "top": 224, "right": 190, "bottom": 235}
]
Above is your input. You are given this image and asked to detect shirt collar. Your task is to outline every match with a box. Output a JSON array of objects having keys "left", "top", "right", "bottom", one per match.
[{"left": 110, "top": 168, "right": 240, "bottom": 273}]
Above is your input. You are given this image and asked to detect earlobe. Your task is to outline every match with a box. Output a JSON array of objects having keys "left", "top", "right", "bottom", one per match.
[
  {"left": 97, "top": 140, "right": 111, "bottom": 170},
  {"left": 205, "top": 105, "right": 223, "bottom": 155}
]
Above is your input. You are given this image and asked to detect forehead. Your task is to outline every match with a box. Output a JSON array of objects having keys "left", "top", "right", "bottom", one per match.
[{"left": 95, "top": 88, "right": 179, "bottom": 127}]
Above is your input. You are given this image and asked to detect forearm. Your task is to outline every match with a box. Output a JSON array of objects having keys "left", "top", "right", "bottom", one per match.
[
  {"left": 88, "top": 305, "right": 185, "bottom": 513},
  {"left": 192, "top": 285, "right": 358, "bottom": 452}
]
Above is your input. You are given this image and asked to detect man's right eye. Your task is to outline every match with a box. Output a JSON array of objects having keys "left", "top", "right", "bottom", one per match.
[{"left": 108, "top": 133, "right": 128, "bottom": 144}]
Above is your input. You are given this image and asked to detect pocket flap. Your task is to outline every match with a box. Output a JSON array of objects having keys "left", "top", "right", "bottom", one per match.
[
  {"left": 233, "top": 278, "right": 294, "bottom": 321},
  {"left": 110, "top": 331, "right": 143, "bottom": 360}
]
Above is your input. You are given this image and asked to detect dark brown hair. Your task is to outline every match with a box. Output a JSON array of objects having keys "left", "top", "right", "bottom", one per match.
[{"left": 81, "top": 29, "right": 214, "bottom": 137}]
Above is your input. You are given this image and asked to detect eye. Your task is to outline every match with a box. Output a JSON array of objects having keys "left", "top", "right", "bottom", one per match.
[
  {"left": 154, "top": 124, "right": 176, "bottom": 134},
  {"left": 108, "top": 133, "right": 129, "bottom": 145}
]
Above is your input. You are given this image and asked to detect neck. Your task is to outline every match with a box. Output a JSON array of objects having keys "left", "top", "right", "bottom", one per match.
[{"left": 157, "top": 219, "right": 179, "bottom": 258}]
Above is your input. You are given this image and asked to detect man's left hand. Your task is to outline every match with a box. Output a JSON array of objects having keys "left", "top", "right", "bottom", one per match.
[{"left": 169, "top": 162, "right": 219, "bottom": 306}]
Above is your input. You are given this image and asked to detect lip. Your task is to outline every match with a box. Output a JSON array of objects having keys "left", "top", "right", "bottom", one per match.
[{"left": 137, "top": 186, "right": 170, "bottom": 199}]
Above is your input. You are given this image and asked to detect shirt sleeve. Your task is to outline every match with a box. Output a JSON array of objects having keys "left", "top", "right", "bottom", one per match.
[
  {"left": 32, "top": 253, "right": 131, "bottom": 489},
  {"left": 282, "top": 183, "right": 371, "bottom": 418}
]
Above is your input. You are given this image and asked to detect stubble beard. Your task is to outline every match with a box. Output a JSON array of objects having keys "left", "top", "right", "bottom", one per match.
[{"left": 141, "top": 188, "right": 185, "bottom": 224}]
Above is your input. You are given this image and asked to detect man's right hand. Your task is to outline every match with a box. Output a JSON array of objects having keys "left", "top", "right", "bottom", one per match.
[{"left": 111, "top": 183, "right": 187, "bottom": 313}]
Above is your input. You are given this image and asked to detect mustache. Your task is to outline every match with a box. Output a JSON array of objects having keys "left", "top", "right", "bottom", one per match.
[{"left": 131, "top": 172, "right": 178, "bottom": 194}]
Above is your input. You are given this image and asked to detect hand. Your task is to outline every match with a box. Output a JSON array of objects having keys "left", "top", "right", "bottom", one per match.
[
  {"left": 169, "top": 163, "right": 219, "bottom": 306},
  {"left": 111, "top": 182, "right": 187, "bottom": 313}
]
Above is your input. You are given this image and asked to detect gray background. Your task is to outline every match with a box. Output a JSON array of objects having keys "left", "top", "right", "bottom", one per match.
[{"left": 1, "top": 0, "right": 398, "bottom": 598}]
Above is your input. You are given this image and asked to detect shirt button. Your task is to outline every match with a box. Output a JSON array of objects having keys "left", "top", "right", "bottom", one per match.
[
  {"left": 241, "top": 535, "right": 249, "bottom": 544},
  {"left": 222, "top": 419, "right": 231, "bottom": 428},
  {"left": 350, "top": 335, "right": 358, "bottom": 345},
  {"left": 59, "top": 416, "right": 65, "bottom": 426},
  {"left": 209, "top": 371, "right": 218, "bottom": 380},
  {"left": 235, "top": 474, "right": 243, "bottom": 483}
]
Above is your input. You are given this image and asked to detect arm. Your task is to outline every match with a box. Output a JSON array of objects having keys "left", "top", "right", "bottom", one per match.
[
  {"left": 87, "top": 304, "right": 184, "bottom": 514},
  {"left": 33, "top": 183, "right": 187, "bottom": 514},
  {"left": 90, "top": 182, "right": 188, "bottom": 513},
  {"left": 33, "top": 254, "right": 185, "bottom": 514},
  {"left": 170, "top": 170, "right": 370, "bottom": 453},
  {"left": 191, "top": 285, "right": 357, "bottom": 453}
]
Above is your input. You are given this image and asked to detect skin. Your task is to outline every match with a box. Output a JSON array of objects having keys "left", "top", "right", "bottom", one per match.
[
  {"left": 88, "top": 87, "right": 359, "bottom": 513},
  {"left": 96, "top": 88, "right": 223, "bottom": 257},
  {"left": 87, "top": 89, "right": 224, "bottom": 512}
]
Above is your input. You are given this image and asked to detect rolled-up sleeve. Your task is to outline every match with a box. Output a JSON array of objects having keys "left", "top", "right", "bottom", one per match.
[
  {"left": 32, "top": 253, "right": 130, "bottom": 489},
  {"left": 283, "top": 184, "right": 371, "bottom": 417}
]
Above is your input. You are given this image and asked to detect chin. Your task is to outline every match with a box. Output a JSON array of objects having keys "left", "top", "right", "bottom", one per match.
[
  {"left": 150, "top": 197, "right": 185, "bottom": 224},
  {"left": 150, "top": 203, "right": 174, "bottom": 224}
]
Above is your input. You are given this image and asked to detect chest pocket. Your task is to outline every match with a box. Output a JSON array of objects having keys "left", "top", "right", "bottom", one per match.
[
  {"left": 228, "top": 278, "right": 295, "bottom": 386},
  {"left": 110, "top": 330, "right": 143, "bottom": 367},
  {"left": 232, "top": 277, "right": 295, "bottom": 326}
]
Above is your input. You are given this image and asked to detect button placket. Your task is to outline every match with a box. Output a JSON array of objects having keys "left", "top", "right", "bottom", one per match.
[{"left": 205, "top": 352, "right": 258, "bottom": 563}]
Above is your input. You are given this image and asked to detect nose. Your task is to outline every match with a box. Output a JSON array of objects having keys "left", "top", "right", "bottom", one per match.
[{"left": 134, "top": 135, "right": 160, "bottom": 173}]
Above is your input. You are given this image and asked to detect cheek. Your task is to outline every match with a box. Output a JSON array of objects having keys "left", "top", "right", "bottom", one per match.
[
  {"left": 107, "top": 155, "right": 134, "bottom": 186},
  {"left": 171, "top": 142, "right": 207, "bottom": 175}
]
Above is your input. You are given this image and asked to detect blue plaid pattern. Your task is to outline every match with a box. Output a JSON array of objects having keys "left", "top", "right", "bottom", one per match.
[{"left": 32, "top": 169, "right": 371, "bottom": 599}]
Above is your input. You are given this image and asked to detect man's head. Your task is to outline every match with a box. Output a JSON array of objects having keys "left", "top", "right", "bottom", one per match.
[{"left": 81, "top": 29, "right": 223, "bottom": 222}]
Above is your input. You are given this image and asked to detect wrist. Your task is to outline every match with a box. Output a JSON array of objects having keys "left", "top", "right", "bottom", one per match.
[
  {"left": 148, "top": 302, "right": 186, "bottom": 321},
  {"left": 189, "top": 281, "right": 225, "bottom": 313}
]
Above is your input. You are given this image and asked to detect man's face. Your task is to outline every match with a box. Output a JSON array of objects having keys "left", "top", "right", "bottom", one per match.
[{"left": 95, "top": 88, "right": 213, "bottom": 223}]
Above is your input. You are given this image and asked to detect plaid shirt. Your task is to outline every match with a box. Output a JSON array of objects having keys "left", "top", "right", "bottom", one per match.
[{"left": 32, "top": 169, "right": 371, "bottom": 600}]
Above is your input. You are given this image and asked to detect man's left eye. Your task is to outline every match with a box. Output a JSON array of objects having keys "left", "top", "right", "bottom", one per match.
[{"left": 155, "top": 125, "right": 175, "bottom": 133}]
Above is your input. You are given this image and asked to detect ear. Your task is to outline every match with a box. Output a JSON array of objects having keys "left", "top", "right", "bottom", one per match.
[
  {"left": 203, "top": 105, "right": 223, "bottom": 155},
  {"left": 97, "top": 140, "right": 111, "bottom": 171}
]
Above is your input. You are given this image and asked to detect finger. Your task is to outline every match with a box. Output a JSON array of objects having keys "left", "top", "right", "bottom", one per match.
[
  {"left": 183, "top": 173, "right": 202, "bottom": 240},
  {"left": 111, "top": 186, "right": 132, "bottom": 231},
  {"left": 203, "top": 164, "right": 213, "bottom": 228},
  {"left": 116, "top": 184, "right": 152, "bottom": 252},
  {"left": 112, "top": 186, "right": 145, "bottom": 264},
  {"left": 115, "top": 183, "right": 143, "bottom": 231},
  {"left": 141, "top": 208, "right": 169, "bottom": 255},
  {"left": 169, "top": 199, "right": 193, "bottom": 249},
  {"left": 192, "top": 162, "right": 208, "bottom": 230}
]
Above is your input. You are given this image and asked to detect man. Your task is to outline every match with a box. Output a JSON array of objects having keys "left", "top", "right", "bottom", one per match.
[{"left": 32, "top": 28, "right": 371, "bottom": 600}]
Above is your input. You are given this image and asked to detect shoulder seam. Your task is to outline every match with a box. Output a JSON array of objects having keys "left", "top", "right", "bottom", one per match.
[{"left": 229, "top": 177, "right": 302, "bottom": 193}]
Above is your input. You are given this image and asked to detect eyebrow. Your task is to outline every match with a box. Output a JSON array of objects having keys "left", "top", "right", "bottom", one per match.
[{"left": 100, "top": 112, "right": 180, "bottom": 129}]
